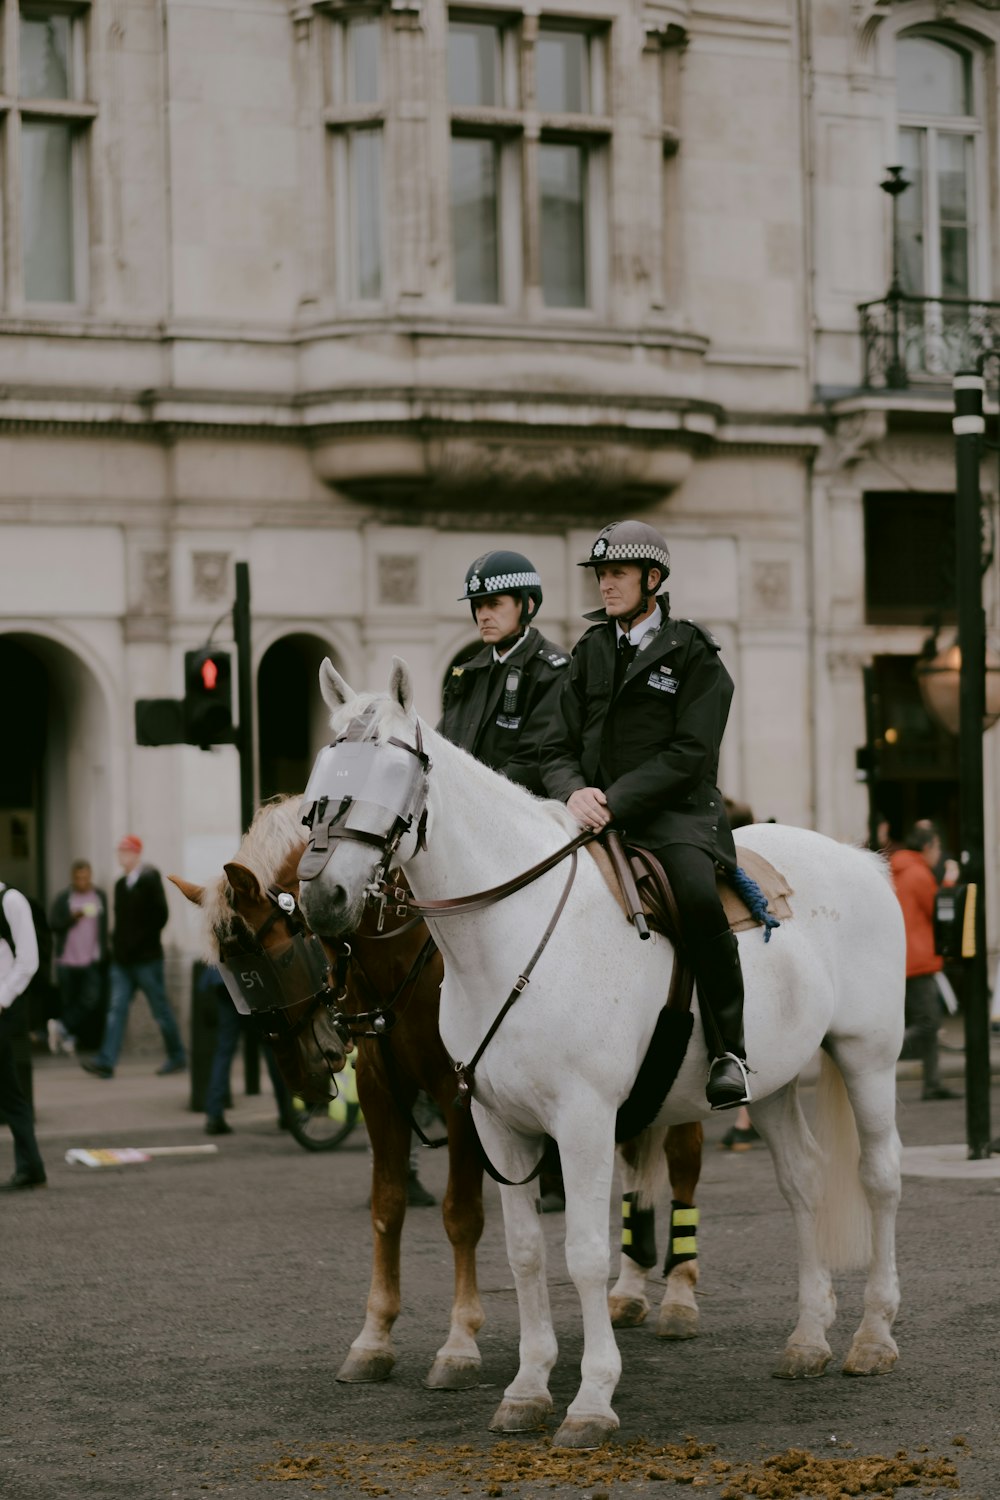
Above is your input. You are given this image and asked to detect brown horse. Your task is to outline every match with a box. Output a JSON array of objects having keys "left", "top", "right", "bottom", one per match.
[{"left": 171, "top": 798, "right": 706, "bottom": 1389}]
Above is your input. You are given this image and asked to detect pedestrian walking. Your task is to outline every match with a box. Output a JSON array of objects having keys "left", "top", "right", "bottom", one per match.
[
  {"left": 48, "top": 860, "right": 108, "bottom": 1056},
  {"left": 890, "top": 822, "right": 959, "bottom": 1101},
  {"left": 0, "top": 881, "right": 47, "bottom": 1190},
  {"left": 81, "top": 836, "right": 187, "bottom": 1080},
  {"left": 199, "top": 964, "right": 292, "bottom": 1135}
]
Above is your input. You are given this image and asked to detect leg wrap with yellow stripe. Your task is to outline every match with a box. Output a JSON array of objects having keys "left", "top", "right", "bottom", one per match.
[
  {"left": 620, "top": 1191, "right": 657, "bottom": 1270},
  {"left": 663, "top": 1199, "right": 699, "bottom": 1278}
]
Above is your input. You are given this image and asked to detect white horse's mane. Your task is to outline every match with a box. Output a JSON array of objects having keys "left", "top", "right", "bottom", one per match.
[
  {"left": 201, "top": 795, "right": 306, "bottom": 952},
  {"left": 325, "top": 692, "right": 580, "bottom": 836}
]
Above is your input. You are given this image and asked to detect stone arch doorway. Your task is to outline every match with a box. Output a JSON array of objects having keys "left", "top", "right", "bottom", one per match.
[
  {"left": 0, "top": 633, "right": 112, "bottom": 906},
  {"left": 257, "top": 633, "right": 342, "bottom": 801}
]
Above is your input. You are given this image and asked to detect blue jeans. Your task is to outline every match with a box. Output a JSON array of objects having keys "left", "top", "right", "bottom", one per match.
[
  {"left": 56, "top": 963, "right": 103, "bottom": 1041},
  {"left": 96, "top": 960, "right": 186, "bottom": 1070},
  {"left": 204, "top": 992, "right": 290, "bottom": 1121}
]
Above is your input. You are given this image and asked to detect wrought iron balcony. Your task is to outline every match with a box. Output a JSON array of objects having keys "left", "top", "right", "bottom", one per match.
[{"left": 859, "top": 291, "right": 1000, "bottom": 390}]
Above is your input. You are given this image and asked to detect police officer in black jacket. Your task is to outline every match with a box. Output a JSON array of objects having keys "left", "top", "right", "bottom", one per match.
[
  {"left": 440, "top": 550, "right": 569, "bottom": 797},
  {"left": 541, "top": 520, "right": 750, "bottom": 1110}
]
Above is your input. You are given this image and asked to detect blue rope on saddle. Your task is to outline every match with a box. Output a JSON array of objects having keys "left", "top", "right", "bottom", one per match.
[{"left": 727, "top": 865, "right": 781, "bottom": 943}]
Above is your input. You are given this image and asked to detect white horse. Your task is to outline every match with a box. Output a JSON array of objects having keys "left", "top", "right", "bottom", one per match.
[{"left": 298, "top": 659, "right": 905, "bottom": 1450}]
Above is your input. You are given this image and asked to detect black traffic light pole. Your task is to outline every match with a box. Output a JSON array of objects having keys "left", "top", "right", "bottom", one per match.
[
  {"left": 953, "top": 373, "right": 991, "bottom": 1160},
  {"left": 232, "top": 562, "right": 260, "bottom": 1095},
  {"left": 233, "top": 562, "right": 255, "bottom": 838}
]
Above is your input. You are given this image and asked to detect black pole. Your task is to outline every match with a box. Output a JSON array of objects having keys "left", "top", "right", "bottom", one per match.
[
  {"left": 953, "top": 372, "right": 991, "bottom": 1159},
  {"left": 232, "top": 561, "right": 260, "bottom": 1096},
  {"left": 880, "top": 166, "right": 910, "bottom": 391}
]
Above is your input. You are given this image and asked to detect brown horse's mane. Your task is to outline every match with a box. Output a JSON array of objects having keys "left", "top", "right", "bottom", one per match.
[{"left": 202, "top": 795, "right": 306, "bottom": 953}]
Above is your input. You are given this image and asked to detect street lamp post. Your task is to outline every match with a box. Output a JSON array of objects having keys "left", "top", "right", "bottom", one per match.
[
  {"left": 880, "top": 165, "right": 911, "bottom": 390},
  {"left": 953, "top": 372, "right": 992, "bottom": 1159}
]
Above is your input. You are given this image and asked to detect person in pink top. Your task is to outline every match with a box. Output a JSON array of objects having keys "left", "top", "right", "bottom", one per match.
[{"left": 48, "top": 860, "right": 109, "bottom": 1055}]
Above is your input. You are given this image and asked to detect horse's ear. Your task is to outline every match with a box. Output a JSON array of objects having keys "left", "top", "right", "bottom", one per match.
[
  {"left": 388, "top": 656, "right": 414, "bottom": 714},
  {"left": 319, "top": 657, "right": 353, "bottom": 713},
  {"left": 169, "top": 875, "right": 205, "bottom": 906},
  {"left": 224, "top": 862, "right": 264, "bottom": 902}
]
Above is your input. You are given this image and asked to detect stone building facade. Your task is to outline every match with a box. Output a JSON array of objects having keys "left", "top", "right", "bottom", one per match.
[{"left": 2, "top": 0, "right": 999, "bottom": 1004}]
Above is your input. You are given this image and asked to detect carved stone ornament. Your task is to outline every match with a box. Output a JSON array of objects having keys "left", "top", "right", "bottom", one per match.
[
  {"left": 312, "top": 424, "right": 696, "bottom": 505},
  {"left": 192, "top": 551, "right": 230, "bottom": 604},
  {"left": 855, "top": 0, "right": 999, "bottom": 60},
  {"left": 751, "top": 560, "right": 792, "bottom": 616},
  {"left": 141, "top": 550, "right": 170, "bottom": 611},
  {"left": 817, "top": 410, "right": 888, "bottom": 475},
  {"left": 827, "top": 650, "right": 872, "bottom": 677},
  {"left": 377, "top": 554, "right": 420, "bottom": 606}
]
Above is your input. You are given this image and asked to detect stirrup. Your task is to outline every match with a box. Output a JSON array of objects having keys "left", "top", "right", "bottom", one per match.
[{"left": 706, "top": 1052, "right": 752, "bottom": 1111}]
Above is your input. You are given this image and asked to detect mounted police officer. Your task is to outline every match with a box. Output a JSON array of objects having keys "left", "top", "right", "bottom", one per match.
[
  {"left": 440, "top": 550, "right": 569, "bottom": 797},
  {"left": 540, "top": 520, "right": 751, "bottom": 1111}
]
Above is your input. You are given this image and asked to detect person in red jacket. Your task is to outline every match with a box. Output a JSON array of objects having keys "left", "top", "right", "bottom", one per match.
[{"left": 889, "top": 823, "right": 959, "bottom": 1101}]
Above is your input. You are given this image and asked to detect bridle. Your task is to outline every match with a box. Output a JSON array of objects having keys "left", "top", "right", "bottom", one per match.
[
  {"left": 296, "top": 709, "right": 430, "bottom": 919},
  {"left": 296, "top": 711, "right": 600, "bottom": 1184},
  {"left": 216, "top": 886, "right": 353, "bottom": 1058}
]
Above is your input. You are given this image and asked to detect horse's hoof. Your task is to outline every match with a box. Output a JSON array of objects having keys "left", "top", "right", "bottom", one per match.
[
  {"left": 423, "top": 1356, "right": 481, "bottom": 1390},
  {"left": 488, "top": 1396, "right": 552, "bottom": 1433},
  {"left": 335, "top": 1348, "right": 395, "bottom": 1383},
  {"left": 842, "top": 1341, "right": 898, "bottom": 1377},
  {"left": 656, "top": 1304, "right": 699, "bottom": 1340},
  {"left": 609, "top": 1295, "right": 648, "bottom": 1328},
  {"left": 552, "top": 1414, "right": 619, "bottom": 1450},
  {"left": 772, "top": 1345, "right": 831, "bottom": 1380}
]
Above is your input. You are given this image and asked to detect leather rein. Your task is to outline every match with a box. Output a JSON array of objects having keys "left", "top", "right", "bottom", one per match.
[{"left": 294, "top": 719, "right": 611, "bottom": 1186}]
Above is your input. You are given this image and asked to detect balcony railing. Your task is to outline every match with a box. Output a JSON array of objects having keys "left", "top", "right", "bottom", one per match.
[{"left": 859, "top": 292, "right": 1000, "bottom": 389}]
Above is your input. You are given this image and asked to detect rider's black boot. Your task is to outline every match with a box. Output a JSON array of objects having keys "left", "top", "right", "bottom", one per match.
[{"left": 691, "top": 930, "right": 751, "bottom": 1111}]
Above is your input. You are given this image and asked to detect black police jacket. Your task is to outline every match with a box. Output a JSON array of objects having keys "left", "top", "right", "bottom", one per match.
[
  {"left": 541, "top": 599, "right": 737, "bottom": 868},
  {"left": 439, "top": 626, "right": 569, "bottom": 796},
  {"left": 111, "top": 867, "right": 169, "bottom": 965}
]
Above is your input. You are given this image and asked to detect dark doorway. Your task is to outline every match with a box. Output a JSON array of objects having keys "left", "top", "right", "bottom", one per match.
[
  {"left": 0, "top": 638, "right": 49, "bottom": 899},
  {"left": 864, "top": 654, "right": 959, "bottom": 855},
  {"left": 257, "top": 635, "right": 336, "bottom": 801}
]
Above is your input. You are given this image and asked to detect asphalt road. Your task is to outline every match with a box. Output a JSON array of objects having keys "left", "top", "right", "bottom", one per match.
[{"left": 2, "top": 1051, "right": 998, "bottom": 1500}]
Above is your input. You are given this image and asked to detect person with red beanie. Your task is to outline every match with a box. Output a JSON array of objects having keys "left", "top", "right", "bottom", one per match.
[
  {"left": 890, "top": 823, "right": 959, "bottom": 1101},
  {"left": 80, "top": 836, "right": 186, "bottom": 1079}
]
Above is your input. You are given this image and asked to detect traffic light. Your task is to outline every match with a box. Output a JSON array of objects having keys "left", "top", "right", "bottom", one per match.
[
  {"left": 184, "top": 649, "right": 234, "bottom": 747},
  {"left": 135, "top": 698, "right": 186, "bottom": 747}
]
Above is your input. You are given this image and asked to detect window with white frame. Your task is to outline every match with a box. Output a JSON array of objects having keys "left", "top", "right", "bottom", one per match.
[
  {"left": 896, "top": 32, "right": 984, "bottom": 300},
  {"left": 534, "top": 22, "right": 608, "bottom": 310},
  {"left": 2, "top": 3, "right": 94, "bottom": 307},
  {"left": 324, "top": 12, "right": 386, "bottom": 303},
  {"left": 448, "top": 14, "right": 520, "bottom": 306},
  {"left": 446, "top": 11, "right": 609, "bottom": 313}
]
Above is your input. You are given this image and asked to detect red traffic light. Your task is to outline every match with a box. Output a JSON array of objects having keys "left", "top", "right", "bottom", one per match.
[{"left": 183, "top": 648, "right": 233, "bottom": 746}]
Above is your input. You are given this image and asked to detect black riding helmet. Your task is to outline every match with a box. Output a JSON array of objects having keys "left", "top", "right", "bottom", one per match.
[
  {"left": 578, "top": 520, "right": 670, "bottom": 625},
  {"left": 459, "top": 550, "right": 543, "bottom": 625}
]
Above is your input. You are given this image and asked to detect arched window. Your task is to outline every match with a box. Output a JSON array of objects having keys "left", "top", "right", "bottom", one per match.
[{"left": 896, "top": 33, "right": 983, "bottom": 299}]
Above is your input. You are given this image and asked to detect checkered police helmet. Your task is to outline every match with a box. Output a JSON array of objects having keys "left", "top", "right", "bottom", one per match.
[
  {"left": 460, "top": 550, "right": 543, "bottom": 621},
  {"left": 578, "top": 520, "right": 670, "bottom": 580}
]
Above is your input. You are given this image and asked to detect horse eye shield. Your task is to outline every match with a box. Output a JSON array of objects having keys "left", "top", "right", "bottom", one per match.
[
  {"left": 218, "top": 931, "right": 332, "bottom": 1015},
  {"left": 298, "top": 738, "right": 427, "bottom": 879}
]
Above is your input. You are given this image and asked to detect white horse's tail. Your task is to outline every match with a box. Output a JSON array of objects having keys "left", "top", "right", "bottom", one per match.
[
  {"left": 627, "top": 1125, "right": 671, "bottom": 1211},
  {"left": 814, "top": 1050, "right": 873, "bottom": 1272}
]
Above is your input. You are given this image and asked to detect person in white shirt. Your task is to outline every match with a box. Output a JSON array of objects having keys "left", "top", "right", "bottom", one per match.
[{"left": 0, "top": 882, "right": 47, "bottom": 1190}]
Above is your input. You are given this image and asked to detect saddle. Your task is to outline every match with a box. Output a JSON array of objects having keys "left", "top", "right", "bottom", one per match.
[
  {"left": 586, "top": 836, "right": 793, "bottom": 949},
  {"left": 585, "top": 833, "right": 794, "bottom": 1142}
]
